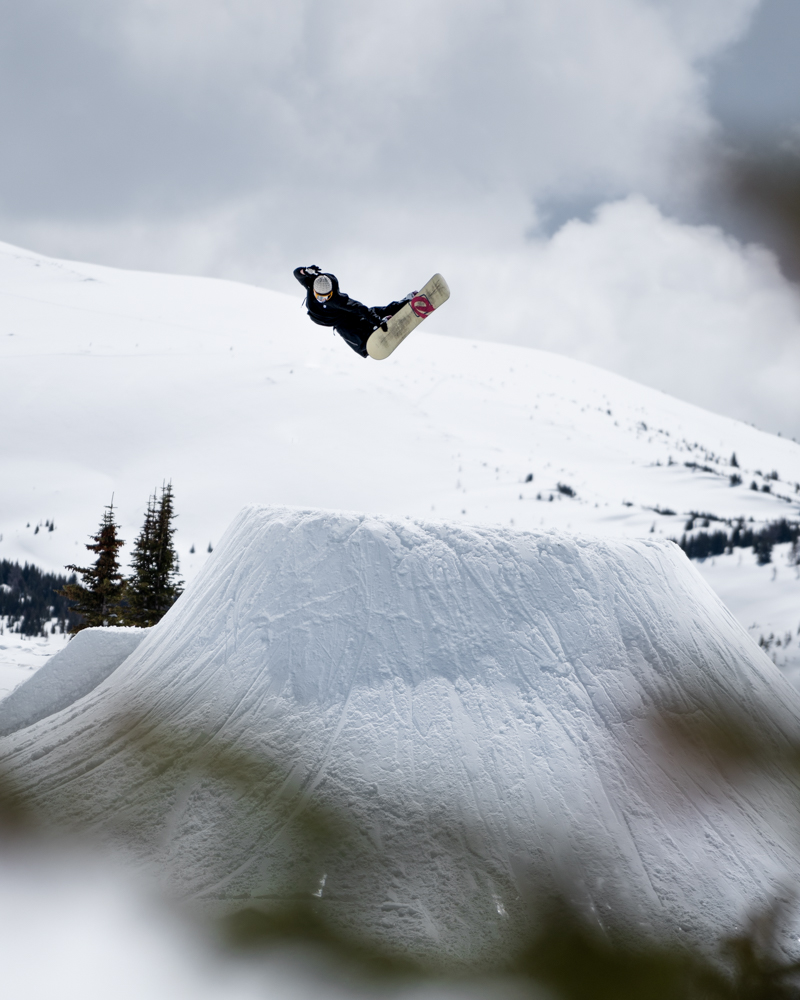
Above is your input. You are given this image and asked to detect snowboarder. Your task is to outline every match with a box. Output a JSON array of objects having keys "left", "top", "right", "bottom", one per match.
[{"left": 293, "top": 266, "right": 412, "bottom": 358}]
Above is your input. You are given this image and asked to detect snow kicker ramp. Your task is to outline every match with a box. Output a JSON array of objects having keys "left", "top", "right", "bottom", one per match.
[{"left": 2, "top": 506, "right": 800, "bottom": 963}]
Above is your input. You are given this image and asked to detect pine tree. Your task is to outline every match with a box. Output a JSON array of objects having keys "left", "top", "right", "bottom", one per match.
[
  {"left": 124, "top": 483, "right": 183, "bottom": 626},
  {"left": 124, "top": 492, "right": 157, "bottom": 625},
  {"left": 57, "top": 502, "right": 126, "bottom": 634}
]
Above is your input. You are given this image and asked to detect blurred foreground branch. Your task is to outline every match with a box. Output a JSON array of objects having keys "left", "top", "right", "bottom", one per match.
[
  {"left": 3, "top": 704, "right": 800, "bottom": 997},
  {"left": 725, "top": 150, "right": 800, "bottom": 282}
]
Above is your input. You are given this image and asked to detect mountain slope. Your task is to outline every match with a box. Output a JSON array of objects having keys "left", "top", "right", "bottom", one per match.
[{"left": 1, "top": 239, "right": 799, "bottom": 676}]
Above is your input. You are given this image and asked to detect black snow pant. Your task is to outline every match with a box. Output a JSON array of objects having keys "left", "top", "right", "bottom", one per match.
[{"left": 335, "top": 300, "right": 407, "bottom": 358}]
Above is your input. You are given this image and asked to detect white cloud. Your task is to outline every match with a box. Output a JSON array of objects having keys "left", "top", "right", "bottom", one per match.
[
  {"left": 435, "top": 196, "right": 800, "bottom": 438},
  {"left": 0, "top": 0, "right": 760, "bottom": 230},
  {"left": 644, "top": 0, "right": 759, "bottom": 58},
  {"left": 101, "top": 0, "right": 744, "bottom": 206},
  {"left": 0, "top": 0, "right": 763, "bottom": 279}
]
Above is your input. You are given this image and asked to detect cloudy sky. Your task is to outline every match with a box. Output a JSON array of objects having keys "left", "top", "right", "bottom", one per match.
[{"left": 1, "top": 0, "right": 799, "bottom": 437}]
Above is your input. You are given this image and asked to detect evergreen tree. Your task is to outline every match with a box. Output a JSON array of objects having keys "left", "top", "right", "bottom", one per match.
[
  {"left": 124, "top": 483, "right": 183, "bottom": 626},
  {"left": 57, "top": 502, "right": 126, "bottom": 634},
  {"left": 123, "top": 492, "right": 157, "bottom": 625}
]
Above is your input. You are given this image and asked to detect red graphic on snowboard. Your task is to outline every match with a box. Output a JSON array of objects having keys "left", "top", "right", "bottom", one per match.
[{"left": 410, "top": 295, "right": 434, "bottom": 318}]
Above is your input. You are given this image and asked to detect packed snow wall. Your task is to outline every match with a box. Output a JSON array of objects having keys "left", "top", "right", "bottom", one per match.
[
  {"left": 2, "top": 506, "right": 800, "bottom": 964},
  {"left": 0, "top": 626, "right": 149, "bottom": 738}
]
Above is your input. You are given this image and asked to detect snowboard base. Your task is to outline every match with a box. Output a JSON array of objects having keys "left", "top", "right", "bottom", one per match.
[{"left": 367, "top": 273, "right": 450, "bottom": 360}]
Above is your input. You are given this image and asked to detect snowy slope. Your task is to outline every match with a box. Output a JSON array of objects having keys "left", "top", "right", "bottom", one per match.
[
  {"left": 0, "top": 625, "right": 148, "bottom": 737},
  {"left": 3, "top": 506, "right": 800, "bottom": 963},
  {"left": 0, "top": 630, "right": 67, "bottom": 699},
  {"left": 694, "top": 543, "right": 800, "bottom": 682},
  {"left": 0, "top": 239, "right": 799, "bottom": 673}
]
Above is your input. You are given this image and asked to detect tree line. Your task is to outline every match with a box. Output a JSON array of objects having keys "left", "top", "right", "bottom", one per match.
[
  {"left": 0, "top": 562, "right": 82, "bottom": 637},
  {"left": 677, "top": 517, "right": 800, "bottom": 565},
  {"left": 58, "top": 483, "right": 183, "bottom": 634}
]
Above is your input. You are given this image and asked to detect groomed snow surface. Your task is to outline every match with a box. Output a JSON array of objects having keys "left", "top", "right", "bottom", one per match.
[{"left": 3, "top": 506, "right": 800, "bottom": 968}]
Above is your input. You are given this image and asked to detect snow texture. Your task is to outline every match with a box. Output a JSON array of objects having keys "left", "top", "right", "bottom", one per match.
[
  {"left": 2, "top": 506, "right": 800, "bottom": 964},
  {"left": 0, "top": 626, "right": 148, "bottom": 738}
]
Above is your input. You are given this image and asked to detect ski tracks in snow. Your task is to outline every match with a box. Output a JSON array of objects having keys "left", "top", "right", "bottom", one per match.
[{"left": 3, "top": 505, "right": 800, "bottom": 959}]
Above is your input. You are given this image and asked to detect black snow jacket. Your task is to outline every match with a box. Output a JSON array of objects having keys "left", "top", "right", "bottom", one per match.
[{"left": 293, "top": 266, "right": 402, "bottom": 358}]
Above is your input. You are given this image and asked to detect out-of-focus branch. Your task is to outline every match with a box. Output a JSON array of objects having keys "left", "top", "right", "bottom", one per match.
[{"left": 724, "top": 150, "right": 800, "bottom": 282}]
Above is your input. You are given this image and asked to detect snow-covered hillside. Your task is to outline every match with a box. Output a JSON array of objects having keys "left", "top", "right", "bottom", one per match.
[
  {"left": 1, "top": 239, "right": 799, "bottom": 682},
  {"left": 3, "top": 506, "right": 800, "bottom": 963}
]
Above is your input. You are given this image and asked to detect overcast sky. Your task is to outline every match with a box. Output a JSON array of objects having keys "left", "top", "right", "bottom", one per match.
[{"left": 1, "top": 0, "right": 799, "bottom": 437}]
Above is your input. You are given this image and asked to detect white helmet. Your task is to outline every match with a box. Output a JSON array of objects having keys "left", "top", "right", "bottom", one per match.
[{"left": 313, "top": 274, "right": 333, "bottom": 301}]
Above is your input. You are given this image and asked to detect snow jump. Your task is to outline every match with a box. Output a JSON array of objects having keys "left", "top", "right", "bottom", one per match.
[{"left": 293, "top": 266, "right": 450, "bottom": 360}]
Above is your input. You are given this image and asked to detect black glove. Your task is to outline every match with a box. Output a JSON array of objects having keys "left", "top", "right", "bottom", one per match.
[{"left": 368, "top": 309, "right": 388, "bottom": 332}]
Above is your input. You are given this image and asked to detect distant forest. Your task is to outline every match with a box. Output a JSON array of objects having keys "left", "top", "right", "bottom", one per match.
[
  {"left": 676, "top": 518, "right": 800, "bottom": 565},
  {"left": 0, "top": 561, "right": 81, "bottom": 636}
]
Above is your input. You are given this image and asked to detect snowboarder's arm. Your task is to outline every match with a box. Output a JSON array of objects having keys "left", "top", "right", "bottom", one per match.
[{"left": 293, "top": 266, "right": 322, "bottom": 289}]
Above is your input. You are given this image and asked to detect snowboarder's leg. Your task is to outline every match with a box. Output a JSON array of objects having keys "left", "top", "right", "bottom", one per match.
[
  {"left": 373, "top": 298, "right": 412, "bottom": 321},
  {"left": 335, "top": 324, "right": 369, "bottom": 358}
]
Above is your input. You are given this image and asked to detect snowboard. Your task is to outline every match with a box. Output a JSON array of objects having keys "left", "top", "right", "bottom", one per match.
[{"left": 366, "top": 273, "right": 450, "bottom": 360}]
